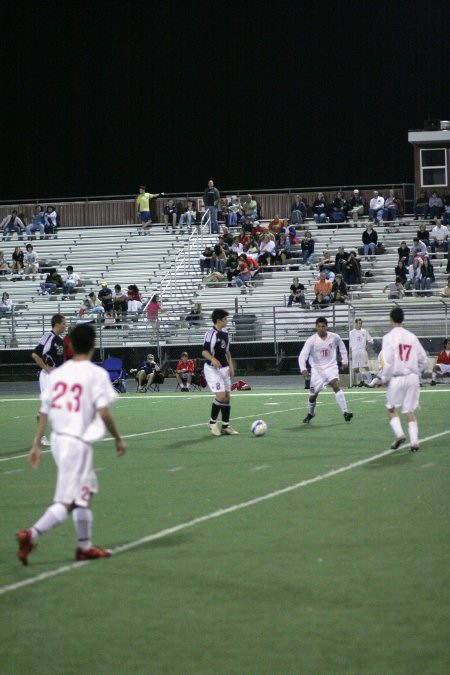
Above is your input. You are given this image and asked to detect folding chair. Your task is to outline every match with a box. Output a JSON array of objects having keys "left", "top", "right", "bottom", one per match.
[{"left": 101, "top": 356, "right": 128, "bottom": 393}]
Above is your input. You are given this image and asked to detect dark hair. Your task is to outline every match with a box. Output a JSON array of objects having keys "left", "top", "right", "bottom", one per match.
[
  {"left": 390, "top": 307, "right": 404, "bottom": 324},
  {"left": 395, "top": 276, "right": 403, "bottom": 283},
  {"left": 443, "top": 339, "right": 450, "bottom": 348},
  {"left": 70, "top": 323, "right": 96, "bottom": 354},
  {"left": 114, "top": 284, "right": 121, "bottom": 290},
  {"left": 66, "top": 265, "right": 73, "bottom": 272},
  {"left": 315, "top": 316, "right": 328, "bottom": 326},
  {"left": 139, "top": 186, "right": 145, "bottom": 190},
  {"left": 212, "top": 308, "right": 229, "bottom": 324},
  {"left": 51, "top": 313, "right": 65, "bottom": 328}
]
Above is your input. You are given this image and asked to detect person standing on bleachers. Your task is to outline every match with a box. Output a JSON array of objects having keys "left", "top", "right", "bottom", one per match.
[
  {"left": 203, "top": 180, "right": 220, "bottom": 234},
  {"left": 136, "top": 186, "right": 164, "bottom": 233}
]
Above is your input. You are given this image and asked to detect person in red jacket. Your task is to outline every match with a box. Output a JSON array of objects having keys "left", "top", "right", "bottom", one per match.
[
  {"left": 430, "top": 338, "right": 450, "bottom": 385},
  {"left": 175, "top": 352, "right": 195, "bottom": 391}
]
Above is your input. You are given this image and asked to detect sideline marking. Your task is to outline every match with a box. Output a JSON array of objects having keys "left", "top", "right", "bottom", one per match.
[{"left": 1, "top": 429, "right": 448, "bottom": 597}]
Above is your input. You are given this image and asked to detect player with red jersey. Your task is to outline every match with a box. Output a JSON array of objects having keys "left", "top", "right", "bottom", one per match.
[
  {"left": 431, "top": 338, "right": 450, "bottom": 385},
  {"left": 175, "top": 352, "right": 195, "bottom": 391}
]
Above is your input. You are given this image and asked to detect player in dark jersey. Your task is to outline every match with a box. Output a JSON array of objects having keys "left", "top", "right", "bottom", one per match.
[
  {"left": 202, "top": 308, "right": 238, "bottom": 436},
  {"left": 31, "top": 313, "right": 66, "bottom": 445}
]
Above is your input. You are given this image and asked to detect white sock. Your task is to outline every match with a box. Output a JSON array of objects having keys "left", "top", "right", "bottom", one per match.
[
  {"left": 390, "top": 416, "right": 404, "bottom": 439},
  {"left": 362, "top": 371, "right": 371, "bottom": 384},
  {"left": 354, "top": 372, "right": 361, "bottom": 385},
  {"left": 335, "top": 390, "right": 348, "bottom": 413},
  {"left": 408, "top": 420, "right": 419, "bottom": 446},
  {"left": 308, "top": 400, "right": 316, "bottom": 415},
  {"left": 431, "top": 372, "right": 436, "bottom": 382},
  {"left": 31, "top": 502, "right": 68, "bottom": 541},
  {"left": 72, "top": 508, "right": 93, "bottom": 550}
]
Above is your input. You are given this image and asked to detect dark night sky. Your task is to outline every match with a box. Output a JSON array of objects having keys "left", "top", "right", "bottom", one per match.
[{"left": 2, "top": 0, "right": 449, "bottom": 201}]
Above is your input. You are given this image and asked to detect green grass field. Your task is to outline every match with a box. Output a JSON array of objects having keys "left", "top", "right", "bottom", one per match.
[{"left": 1, "top": 385, "right": 449, "bottom": 674}]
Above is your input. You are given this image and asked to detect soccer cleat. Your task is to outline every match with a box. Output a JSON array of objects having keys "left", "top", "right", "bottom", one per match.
[
  {"left": 410, "top": 445, "right": 420, "bottom": 453},
  {"left": 390, "top": 436, "right": 406, "bottom": 450},
  {"left": 16, "top": 529, "right": 36, "bottom": 566},
  {"left": 303, "top": 413, "right": 315, "bottom": 423},
  {"left": 221, "top": 426, "right": 239, "bottom": 435},
  {"left": 41, "top": 435, "right": 50, "bottom": 446},
  {"left": 75, "top": 545, "right": 111, "bottom": 561},
  {"left": 209, "top": 422, "right": 221, "bottom": 437},
  {"left": 343, "top": 412, "right": 353, "bottom": 422}
]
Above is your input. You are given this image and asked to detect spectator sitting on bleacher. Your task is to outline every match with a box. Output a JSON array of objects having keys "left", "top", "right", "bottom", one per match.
[
  {"left": 312, "top": 192, "right": 328, "bottom": 225},
  {"left": 369, "top": 191, "right": 385, "bottom": 224},
  {"left": 335, "top": 246, "right": 349, "bottom": 274},
  {"left": 27, "top": 204, "right": 45, "bottom": 240},
  {"left": 98, "top": 281, "right": 113, "bottom": 312},
  {"left": 241, "top": 216, "right": 254, "bottom": 234},
  {"left": 405, "top": 258, "right": 422, "bottom": 293},
  {"left": 235, "top": 258, "right": 253, "bottom": 290},
  {"left": 113, "top": 284, "right": 128, "bottom": 318},
  {"left": 0, "top": 292, "right": 12, "bottom": 318},
  {"left": 185, "top": 302, "right": 202, "bottom": 328},
  {"left": 362, "top": 223, "right": 378, "bottom": 258},
  {"left": 44, "top": 206, "right": 59, "bottom": 238},
  {"left": 127, "top": 284, "right": 142, "bottom": 303},
  {"left": 383, "top": 276, "right": 405, "bottom": 300},
  {"left": 287, "top": 277, "right": 306, "bottom": 306},
  {"left": 343, "top": 250, "right": 362, "bottom": 286},
  {"left": 429, "top": 191, "right": 443, "bottom": 220},
  {"left": 199, "top": 245, "right": 214, "bottom": 273},
  {"left": 275, "top": 232, "right": 291, "bottom": 266},
  {"left": 443, "top": 190, "right": 450, "bottom": 226},
  {"left": 408, "top": 238, "right": 428, "bottom": 265},
  {"left": 0, "top": 250, "right": 10, "bottom": 275},
  {"left": 414, "top": 191, "right": 429, "bottom": 220},
  {"left": 11, "top": 246, "right": 24, "bottom": 273},
  {"left": 383, "top": 189, "right": 403, "bottom": 222},
  {"left": 258, "top": 234, "right": 276, "bottom": 268},
  {"left": 225, "top": 251, "right": 240, "bottom": 287},
  {"left": 230, "top": 236, "right": 243, "bottom": 256},
  {"left": 416, "top": 221, "right": 430, "bottom": 246},
  {"left": 240, "top": 194, "right": 258, "bottom": 223},
  {"left": 226, "top": 195, "right": 242, "bottom": 227},
  {"left": 61, "top": 265, "right": 81, "bottom": 299},
  {"left": 83, "top": 292, "right": 104, "bottom": 316},
  {"left": 1, "top": 211, "right": 25, "bottom": 241},
  {"left": 219, "top": 226, "right": 233, "bottom": 248},
  {"left": 430, "top": 219, "right": 449, "bottom": 254},
  {"left": 397, "top": 241, "right": 410, "bottom": 264},
  {"left": 330, "top": 191, "right": 349, "bottom": 224},
  {"left": 212, "top": 244, "right": 227, "bottom": 273},
  {"left": 128, "top": 289, "right": 143, "bottom": 313},
  {"left": 290, "top": 194, "right": 307, "bottom": 225},
  {"left": 163, "top": 199, "right": 178, "bottom": 230},
  {"left": 24, "top": 244, "right": 39, "bottom": 277},
  {"left": 251, "top": 220, "right": 267, "bottom": 237},
  {"left": 331, "top": 274, "right": 348, "bottom": 303},
  {"left": 349, "top": 190, "right": 365, "bottom": 224},
  {"left": 441, "top": 277, "right": 450, "bottom": 297},
  {"left": 300, "top": 230, "right": 315, "bottom": 266},
  {"left": 244, "top": 234, "right": 259, "bottom": 260},
  {"left": 238, "top": 228, "right": 250, "bottom": 247},
  {"left": 420, "top": 256, "right": 435, "bottom": 295},
  {"left": 268, "top": 215, "right": 285, "bottom": 235},
  {"left": 394, "top": 259, "right": 408, "bottom": 284},
  {"left": 239, "top": 253, "right": 260, "bottom": 277},
  {"left": 314, "top": 271, "right": 332, "bottom": 304},
  {"left": 447, "top": 251, "right": 450, "bottom": 274},
  {"left": 178, "top": 200, "right": 197, "bottom": 232},
  {"left": 40, "top": 269, "right": 63, "bottom": 295},
  {"left": 318, "top": 251, "right": 336, "bottom": 280}
]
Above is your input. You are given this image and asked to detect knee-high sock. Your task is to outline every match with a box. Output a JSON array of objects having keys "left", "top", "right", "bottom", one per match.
[
  {"left": 31, "top": 503, "right": 68, "bottom": 542},
  {"left": 390, "top": 416, "right": 404, "bottom": 439},
  {"left": 72, "top": 507, "right": 93, "bottom": 550},
  {"left": 221, "top": 403, "right": 231, "bottom": 426},
  {"left": 335, "top": 390, "right": 348, "bottom": 413},
  {"left": 210, "top": 399, "right": 222, "bottom": 423},
  {"left": 408, "top": 420, "right": 418, "bottom": 446},
  {"left": 308, "top": 399, "right": 316, "bottom": 415}
]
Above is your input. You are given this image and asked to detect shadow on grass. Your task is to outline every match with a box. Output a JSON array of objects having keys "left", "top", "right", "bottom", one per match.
[{"left": 365, "top": 449, "right": 413, "bottom": 469}]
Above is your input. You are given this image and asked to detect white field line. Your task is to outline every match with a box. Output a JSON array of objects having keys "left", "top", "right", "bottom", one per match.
[
  {"left": 0, "top": 397, "right": 375, "bottom": 464},
  {"left": 1, "top": 429, "right": 448, "bottom": 597}
]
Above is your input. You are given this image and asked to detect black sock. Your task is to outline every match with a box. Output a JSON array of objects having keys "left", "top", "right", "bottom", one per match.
[
  {"left": 221, "top": 404, "right": 231, "bottom": 427},
  {"left": 210, "top": 400, "right": 222, "bottom": 423}
]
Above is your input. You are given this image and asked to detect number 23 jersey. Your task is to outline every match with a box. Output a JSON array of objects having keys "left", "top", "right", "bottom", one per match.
[{"left": 40, "top": 360, "right": 118, "bottom": 443}]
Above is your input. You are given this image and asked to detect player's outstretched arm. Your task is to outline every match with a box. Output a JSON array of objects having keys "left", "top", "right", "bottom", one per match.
[{"left": 98, "top": 408, "right": 126, "bottom": 456}]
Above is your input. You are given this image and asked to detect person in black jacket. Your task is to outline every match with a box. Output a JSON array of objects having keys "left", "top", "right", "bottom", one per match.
[{"left": 362, "top": 224, "right": 378, "bottom": 258}]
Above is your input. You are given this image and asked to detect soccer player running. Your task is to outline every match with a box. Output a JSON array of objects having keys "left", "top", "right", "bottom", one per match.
[
  {"left": 16, "top": 323, "right": 126, "bottom": 565},
  {"left": 299, "top": 316, "right": 353, "bottom": 423},
  {"left": 31, "top": 313, "right": 67, "bottom": 445},
  {"left": 380, "top": 306, "right": 427, "bottom": 451},
  {"left": 349, "top": 318, "right": 374, "bottom": 387},
  {"left": 202, "top": 308, "right": 239, "bottom": 436}
]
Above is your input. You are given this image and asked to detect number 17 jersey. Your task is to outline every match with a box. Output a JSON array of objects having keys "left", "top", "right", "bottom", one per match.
[
  {"left": 40, "top": 360, "right": 118, "bottom": 443},
  {"left": 381, "top": 326, "right": 428, "bottom": 380}
]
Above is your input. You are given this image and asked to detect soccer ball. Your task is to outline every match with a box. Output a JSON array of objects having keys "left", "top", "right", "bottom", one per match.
[{"left": 251, "top": 419, "right": 268, "bottom": 436}]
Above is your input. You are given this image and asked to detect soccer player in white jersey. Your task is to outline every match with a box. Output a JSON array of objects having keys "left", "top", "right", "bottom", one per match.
[
  {"left": 16, "top": 323, "right": 126, "bottom": 565},
  {"left": 298, "top": 316, "right": 353, "bottom": 423},
  {"left": 202, "top": 308, "right": 238, "bottom": 436},
  {"left": 349, "top": 318, "right": 374, "bottom": 387},
  {"left": 380, "top": 307, "right": 428, "bottom": 451},
  {"left": 31, "top": 313, "right": 67, "bottom": 446}
]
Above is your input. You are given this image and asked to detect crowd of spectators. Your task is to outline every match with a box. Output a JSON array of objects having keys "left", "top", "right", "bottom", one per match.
[{"left": 1, "top": 205, "right": 59, "bottom": 241}]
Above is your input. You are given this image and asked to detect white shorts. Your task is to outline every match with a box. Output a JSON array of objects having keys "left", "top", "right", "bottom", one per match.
[
  {"left": 352, "top": 351, "right": 369, "bottom": 369},
  {"left": 385, "top": 373, "right": 420, "bottom": 414},
  {"left": 310, "top": 364, "right": 339, "bottom": 394},
  {"left": 51, "top": 433, "right": 98, "bottom": 507},
  {"left": 436, "top": 363, "right": 450, "bottom": 374},
  {"left": 39, "top": 370, "right": 50, "bottom": 394},
  {"left": 204, "top": 363, "right": 231, "bottom": 394}
]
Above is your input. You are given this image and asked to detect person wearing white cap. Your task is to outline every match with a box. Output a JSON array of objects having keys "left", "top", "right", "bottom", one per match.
[{"left": 349, "top": 189, "right": 365, "bottom": 224}]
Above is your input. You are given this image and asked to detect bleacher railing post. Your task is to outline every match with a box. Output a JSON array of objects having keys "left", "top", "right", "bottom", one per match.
[{"left": 273, "top": 306, "right": 277, "bottom": 353}]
